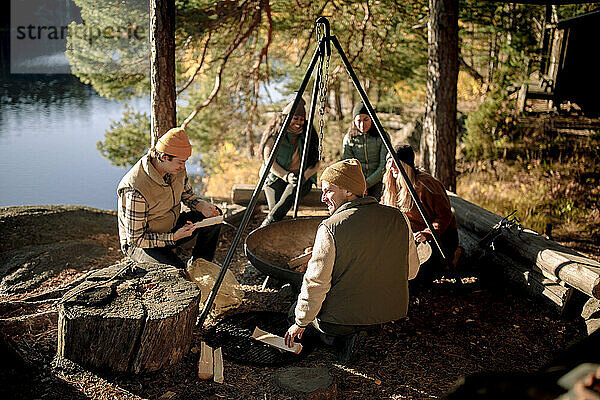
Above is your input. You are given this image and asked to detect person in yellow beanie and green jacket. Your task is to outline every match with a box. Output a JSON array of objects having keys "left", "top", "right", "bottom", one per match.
[
  {"left": 117, "top": 127, "right": 221, "bottom": 268},
  {"left": 284, "top": 159, "right": 419, "bottom": 364}
]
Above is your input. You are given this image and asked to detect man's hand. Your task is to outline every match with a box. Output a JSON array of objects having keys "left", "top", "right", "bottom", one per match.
[
  {"left": 196, "top": 200, "right": 220, "bottom": 217},
  {"left": 284, "top": 323, "right": 305, "bottom": 348},
  {"left": 173, "top": 221, "right": 196, "bottom": 241}
]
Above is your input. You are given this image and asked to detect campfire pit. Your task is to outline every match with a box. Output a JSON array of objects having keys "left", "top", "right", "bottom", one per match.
[{"left": 244, "top": 217, "right": 325, "bottom": 287}]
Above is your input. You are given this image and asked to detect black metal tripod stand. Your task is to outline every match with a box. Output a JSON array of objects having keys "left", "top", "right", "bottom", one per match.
[{"left": 198, "top": 16, "right": 448, "bottom": 327}]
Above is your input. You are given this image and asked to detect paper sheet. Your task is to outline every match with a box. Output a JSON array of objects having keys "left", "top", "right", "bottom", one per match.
[{"left": 194, "top": 215, "right": 224, "bottom": 229}]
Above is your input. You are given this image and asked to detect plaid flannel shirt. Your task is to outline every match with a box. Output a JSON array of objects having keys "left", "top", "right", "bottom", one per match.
[{"left": 119, "top": 174, "right": 202, "bottom": 250}]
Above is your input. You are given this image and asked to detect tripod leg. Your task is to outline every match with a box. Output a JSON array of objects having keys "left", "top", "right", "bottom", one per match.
[
  {"left": 293, "top": 49, "right": 324, "bottom": 217},
  {"left": 197, "top": 45, "right": 324, "bottom": 327},
  {"left": 330, "top": 35, "right": 448, "bottom": 264}
]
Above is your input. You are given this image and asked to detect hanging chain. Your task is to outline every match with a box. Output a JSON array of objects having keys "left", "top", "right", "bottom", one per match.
[{"left": 316, "top": 24, "right": 330, "bottom": 160}]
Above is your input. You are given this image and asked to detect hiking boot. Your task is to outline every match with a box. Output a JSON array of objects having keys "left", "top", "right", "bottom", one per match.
[{"left": 335, "top": 331, "right": 367, "bottom": 364}]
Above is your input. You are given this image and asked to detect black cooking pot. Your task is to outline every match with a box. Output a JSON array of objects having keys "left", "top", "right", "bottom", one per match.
[{"left": 244, "top": 216, "right": 326, "bottom": 287}]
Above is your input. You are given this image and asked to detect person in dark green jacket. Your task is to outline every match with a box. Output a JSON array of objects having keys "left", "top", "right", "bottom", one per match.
[
  {"left": 342, "top": 101, "right": 389, "bottom": 200},
  {"left": 257, "top": 98, "right": 321, "bottom": 226}
]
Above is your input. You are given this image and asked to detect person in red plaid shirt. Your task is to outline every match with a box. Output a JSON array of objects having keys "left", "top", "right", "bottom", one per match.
[{"left": 117, "top": 127, "right": 221, "bottom": 268}]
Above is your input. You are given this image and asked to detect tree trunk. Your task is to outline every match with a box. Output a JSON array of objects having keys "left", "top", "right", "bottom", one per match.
[
  {"left": 421, "top": 0, "right": 459, "bottom": 191},
  {"left": 57, "top": 262, "right": 200, "bottom": 374},
  {"left": 150, "top": 0, "right": 176, "bottom": 145},
  {"left": 331, "top": 81, "right": 343, "bottom": 121}
]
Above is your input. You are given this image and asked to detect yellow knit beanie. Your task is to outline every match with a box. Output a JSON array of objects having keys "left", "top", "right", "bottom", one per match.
[
  {"left": 320, "top": 159, "right": 366, "bottom": 196},
  {"left": 155, "top": 127, "right": 192, "bottom": 159}
]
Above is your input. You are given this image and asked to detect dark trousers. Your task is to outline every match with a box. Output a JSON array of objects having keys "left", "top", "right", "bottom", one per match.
[
  {"left": 287, "top": 301, "right": 368, "bottom": 337},
  {"left": 263, "top": 177, "right": 313, "bottom": 223},
  {"left": 413, "top": 227, "right": 459, "bottom": 284},
  {"left": 126, "top": 210, "right": 222, "bottom": 268}
]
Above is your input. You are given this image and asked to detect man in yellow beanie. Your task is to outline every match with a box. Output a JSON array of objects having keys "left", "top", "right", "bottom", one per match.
[
  {"left": 117, "top": 127, "right": 222, "bottom": 268},
  {"left": 284, "top": 158, "right": 418, "bottom": 363}
]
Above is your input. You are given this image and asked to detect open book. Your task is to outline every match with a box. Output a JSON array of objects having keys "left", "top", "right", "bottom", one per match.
[{"left": 193, "top": 215, "right": 224, "bottom": 229}]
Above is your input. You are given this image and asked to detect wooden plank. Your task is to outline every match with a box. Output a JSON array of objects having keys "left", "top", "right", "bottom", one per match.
[
  {"left": 197, "top": 341, "right": 213, "bottom": 380},
  {"left": 288, "top": 252, "right": 312, "bottom": 269},
  {"left": 232, "top": 184, "right": 325, "bottom": 208},
  {"left": 251, "top": 327, "right": 303, "bottom": 354},
  {"left": 450, "top": 193, "right": 600, "bottom": 299},
  {"left": 158, "top": 391, "right": 177, "bottom": 400},
  {"left": 213, "top": 347, "right": 224, "bottom": 384}
]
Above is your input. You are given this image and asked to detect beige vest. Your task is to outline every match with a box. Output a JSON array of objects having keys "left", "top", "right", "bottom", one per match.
[
  {"left": 319, "top": 197, "right": 410, "bottom": 325},
  {"left": 117, "top": 154, "right": 186, "bottom": 234}
]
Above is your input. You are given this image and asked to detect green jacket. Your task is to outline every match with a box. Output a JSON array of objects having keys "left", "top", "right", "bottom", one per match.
[
  {"left": 264, "top": 130, "right": 318, "bottom": 185},
  {"left": 318, "top": 196, "right": 410, "bottom": 325},
  {"left": 342, "top": 131, "right": 389, "bottom": 188}
]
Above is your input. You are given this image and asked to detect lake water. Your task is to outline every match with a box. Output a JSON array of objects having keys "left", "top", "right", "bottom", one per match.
[{"left": 0, "top": 75, "right": 148, "bottom": 210}]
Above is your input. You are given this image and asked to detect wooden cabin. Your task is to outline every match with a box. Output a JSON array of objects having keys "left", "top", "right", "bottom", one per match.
[{"left": 522, "top": 10, "right": 600, "bottom": 116}]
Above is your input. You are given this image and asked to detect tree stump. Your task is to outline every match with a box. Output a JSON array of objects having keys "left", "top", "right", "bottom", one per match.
[
  {"left": 57, "top": 262, "right": 200, "bottom": 373},
  {"left": 274, "top": 367, "right": 337, "bottom": 399}
]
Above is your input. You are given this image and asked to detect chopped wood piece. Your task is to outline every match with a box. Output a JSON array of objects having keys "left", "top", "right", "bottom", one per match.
[
  {"left": 252, "top": 326, "right": 302, "bottom": 354},
  {"left": 198, "top": 341, "right": 214, "bottom": 380},
  {"left": 158, "top": 391, "right": 177, "bottom": 400},
  {"left": 288, "top": 252, "right": 312, "bottom": 269},
  {"left": 213, "top": 347, "right": 224, "bottom": 384}
]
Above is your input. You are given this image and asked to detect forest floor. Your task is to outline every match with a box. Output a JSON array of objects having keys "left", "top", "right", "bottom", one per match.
[{"left": 1, "top": 202, "right": 598, "bottom": 400}]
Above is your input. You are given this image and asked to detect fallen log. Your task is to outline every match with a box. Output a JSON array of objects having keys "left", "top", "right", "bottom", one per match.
[
  {"left": 582, "top": 298, "right": 600, "bottom": 334},
  {"left": 458, "top": 227, "right": 573, "bottom": 312},
  {"left": 450, "top": 193, "right": 600, "bottom": 299},
  {"left": 232, "top": 184, "right": 325, "bottom": 208},
  {"left": 57, "top": 262, "right": 200, "bottom": 373},
  {"left": 488, "top": 250, "right": 573, "bottom": 313}
]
